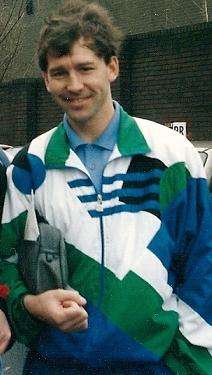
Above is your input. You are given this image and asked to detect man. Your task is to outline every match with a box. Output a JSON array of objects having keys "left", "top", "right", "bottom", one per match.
[{"left": 0, "top": 0, "right": 211, "bottom": 374}]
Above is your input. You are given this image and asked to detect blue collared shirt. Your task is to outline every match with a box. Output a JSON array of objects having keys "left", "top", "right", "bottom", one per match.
[{"left": 63, "top": 101, "right": 120, "bottom": 192}]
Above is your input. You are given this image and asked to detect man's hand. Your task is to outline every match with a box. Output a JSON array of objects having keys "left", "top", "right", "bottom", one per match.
[
  {"left": 23, "top": 289, "right": 88, "bottom": 333},
  {"left": 0, "top": 309, "right": 11, "bottom": 353}
]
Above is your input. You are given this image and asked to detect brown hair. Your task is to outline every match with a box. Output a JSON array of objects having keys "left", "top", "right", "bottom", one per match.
[{"left": 37, "top": 0, "right": 124, "bottom": 71}]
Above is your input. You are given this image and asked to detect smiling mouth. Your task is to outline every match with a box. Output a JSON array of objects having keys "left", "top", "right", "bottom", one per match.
[{"left": 61, "top": 96, "right": 90, "bottom": 104}]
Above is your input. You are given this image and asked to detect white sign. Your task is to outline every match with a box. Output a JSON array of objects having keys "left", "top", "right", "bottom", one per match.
[{"left": 170, "top": 122, "right": 187, "bottom": 137}]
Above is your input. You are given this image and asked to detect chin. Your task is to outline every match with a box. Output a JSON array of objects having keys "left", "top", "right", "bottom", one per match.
[{"left": 67, "top": 109, "right": 95, "bottom": 124}]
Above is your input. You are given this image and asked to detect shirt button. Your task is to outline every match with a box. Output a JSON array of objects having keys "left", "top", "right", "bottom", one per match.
[{"left": 89, "top": 163, "right": 95, "bottom": 170}]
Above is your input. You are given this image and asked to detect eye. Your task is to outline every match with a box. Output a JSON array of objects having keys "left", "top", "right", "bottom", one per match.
[
  {"left": 53, "top": 72, "right": 63, "bottom": 76},
  {"left": 50, "top": 69, "right": 67, "bottom": 78},
  {"left": 80, "top": 66, "right": 95, "bottom": 72}
]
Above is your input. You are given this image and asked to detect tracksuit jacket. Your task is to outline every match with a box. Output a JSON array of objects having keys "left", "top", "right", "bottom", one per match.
[{"left": 0, "top": 106, "right": 211, "bottom": 374}]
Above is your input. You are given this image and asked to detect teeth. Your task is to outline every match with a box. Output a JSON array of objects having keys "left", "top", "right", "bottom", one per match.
[{"left": 63, "top": 97, "right": 88, "bottom": 103}]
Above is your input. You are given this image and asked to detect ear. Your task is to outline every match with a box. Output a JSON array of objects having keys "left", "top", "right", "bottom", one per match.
[
  {"left": 107, "top": 56, "right": 119, "bottom": 83},
  {"left": 41, "top": 71, "right": 51, "bottom": 92}
]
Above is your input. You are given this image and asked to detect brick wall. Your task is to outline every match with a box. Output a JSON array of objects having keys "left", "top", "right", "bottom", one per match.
[
  {"left": 36, "top": 80, "right": 63, "bottom": 135},
  {"left": 0, "top": 80, "right": 28, "bottom": 145},
  {"left": 0, "top": 77, "right": 121, "bottom": 147},
  {"left": 0, "top": 22, "right": 211, "bottom": 146},
  {"left": 1, "top": 0, "right": 211, "bottom": 83},
  {"left": 121, "top": 21, "right": 212, "bottom": 140}
]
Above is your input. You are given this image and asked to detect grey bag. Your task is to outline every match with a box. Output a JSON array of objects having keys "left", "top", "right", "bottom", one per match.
[{"left": 18, "top": 222, "right": 70, "bottom": 294}]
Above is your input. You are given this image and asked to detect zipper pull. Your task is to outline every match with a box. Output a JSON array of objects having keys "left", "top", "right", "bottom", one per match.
[{"left": 96, "top": 194, "right": 103, "bottom": 212}]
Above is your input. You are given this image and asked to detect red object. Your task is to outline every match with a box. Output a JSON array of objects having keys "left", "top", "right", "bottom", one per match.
[{"left": 0, "top": 284, "right": 10, "bottom": 299}]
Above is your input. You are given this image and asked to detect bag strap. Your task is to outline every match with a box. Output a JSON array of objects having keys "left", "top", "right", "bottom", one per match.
[{"left": 24, "top": 189, "right": 40, "bottom": 241}]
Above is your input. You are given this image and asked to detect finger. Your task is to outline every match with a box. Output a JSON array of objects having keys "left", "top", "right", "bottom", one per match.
[
  {"left": 61, "top": 309, "right": 88, "bottom": 327},
  {"left": 52, "top": 303, "right": 88, "bottom": 328},
  {"left": 54, "top": 311, "right": 88, "bottom": 332},
  {"left": 64, "top": 304, "right": 88, "bottom": 319},
  {"left": 62, "top": 300, "right": 76, "bottom": 308},
  {"left": 62, "top": 322, "right": 88, "bottom": 333},
  {"left": 60, "top": 317, "right": 88, "bottom": 333},
  {"left": 62, "top": 300, "right": 81, "bottom": 308},
  {"left": 59, "top": 305, "right": 88, "bottom": 329},
  {"left": 57, "top": 289, "right": 87, "bottom": 306}
]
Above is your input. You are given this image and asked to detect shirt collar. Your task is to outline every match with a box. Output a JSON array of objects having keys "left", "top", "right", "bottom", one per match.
[
  {"left": 44, "top": 105, "right": 151, "bottom": 168},
  {"left": 63, "top": 101, "right": 120, "bottom": 151}
]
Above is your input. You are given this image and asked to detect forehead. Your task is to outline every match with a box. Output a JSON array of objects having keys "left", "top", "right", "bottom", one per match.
[{"left": 46, "top": 38, "right": 102, "bottom": 69}]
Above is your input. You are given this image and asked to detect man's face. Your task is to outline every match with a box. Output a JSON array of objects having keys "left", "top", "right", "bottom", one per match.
[{"left": 42, "top": 38, "right": 119, "bottom": 130}]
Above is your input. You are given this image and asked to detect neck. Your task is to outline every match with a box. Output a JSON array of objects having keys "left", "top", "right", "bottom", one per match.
[{"left": 67, "top": 99, "right": 115, "bottom": 143}]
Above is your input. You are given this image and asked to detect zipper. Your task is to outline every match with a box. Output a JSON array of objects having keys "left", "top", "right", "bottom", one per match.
[
  {"left": 96, "top": 193, "right": 103, "bottom": 212},
  {"left": 96, "top": 192, "right": 105, "bottom": 307}
]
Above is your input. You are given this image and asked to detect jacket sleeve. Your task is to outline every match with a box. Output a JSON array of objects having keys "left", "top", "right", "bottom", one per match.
[
  {"left": 160, "top": 145, "right": 212, "bottom": 374},
  {"left": 0, "top": 162, "right": 43, "bottom": 346}
]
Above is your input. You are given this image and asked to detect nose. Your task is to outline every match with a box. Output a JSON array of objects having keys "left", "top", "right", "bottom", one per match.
[{"left": 66, "top": 72, "right": 83, "bottom": 93}]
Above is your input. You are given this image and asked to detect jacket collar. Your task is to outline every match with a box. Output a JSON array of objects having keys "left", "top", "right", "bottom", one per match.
[
  {"left": 44, "top": 106, "right": 151, "bottom": 168},
  {"left": 117, "top": 106, "right": 150, "bottom": 156},
  {"left": 44, "top": 123, "right": 70, "bottom": 168}
]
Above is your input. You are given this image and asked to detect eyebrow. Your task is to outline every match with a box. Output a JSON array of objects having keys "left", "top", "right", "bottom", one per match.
[
  {"left": 77, "top": 61, "right": 94, "bottom": 66},
  {"left": 48, "top": 61, "right": 95, "bottom": 73}
]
